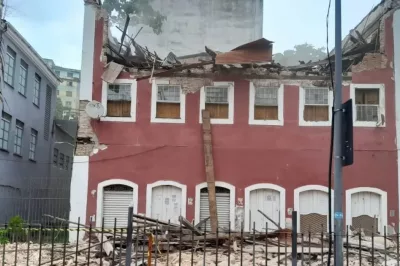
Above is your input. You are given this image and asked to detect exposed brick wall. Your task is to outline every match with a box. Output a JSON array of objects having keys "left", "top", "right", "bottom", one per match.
[{"left": 76, "top": 100, "right": 97, "bottom": 156}]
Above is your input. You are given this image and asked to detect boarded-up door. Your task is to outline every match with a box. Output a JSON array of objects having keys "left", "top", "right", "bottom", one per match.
[
  {"left": 151, "top": 185, "right": 182, "bottom": 224},
  {"left": 299, "top": 190, "right": 329, "bottom": 233},
  {"left": 103, "top": 185, "right": 134, "bottom": 228},
  {"left": 351, "top": 192, "right": 381, "bottom": 234},
  {"left": 199, "top": 187, "right": 230, "bottom": 231},
  {"left": 249, "top": 189, "right": 281, "bottom": 231}
]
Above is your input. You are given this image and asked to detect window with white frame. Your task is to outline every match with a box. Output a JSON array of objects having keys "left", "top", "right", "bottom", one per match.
[
  {"left": 19, "top": 60, "right": 28, "bottom": 95},
  {"left": 29, "top": 129, "right": 38, "bottom": 160},
  {"left": 205, "top": 86, "right": 230, "bottom": 119},
  {"left": 14, "top": 120, "right": 24, "bottom": 156},
  {"left": 156, "top": 85, "right": 181, "bottom": 119},
  {"left": 354, "top": 87, "right": 380, "bottom": 122},
  {"left": 302, "top": 87, "right": 330, "bottom": 122},
  {"left": 66, "top": 91, "right": 73, "bottom": 97},
  {"left": 33, "top": 74, "right": 41, "bottom": 106},
  {"left": 254, "top": 87, "right": 279, "bottom": 120},
  {"left": 0, "top": 112, "right": 11, "bottom": 151},
  {"left": 107, "top": 83, "right": 132, "bottom": 117},
  {"left": 4, "top": 47, "right": 16, "bottom": 86}
]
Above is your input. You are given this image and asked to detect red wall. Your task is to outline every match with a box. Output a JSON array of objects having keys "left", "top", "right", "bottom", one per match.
[{"left": 85, "top": 14, "right": 398, "bottom": 225}]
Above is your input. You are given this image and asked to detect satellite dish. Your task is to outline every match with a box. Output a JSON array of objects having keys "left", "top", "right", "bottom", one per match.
[{"left": 85, "top": 100, "right": 105, "bottom": 119}]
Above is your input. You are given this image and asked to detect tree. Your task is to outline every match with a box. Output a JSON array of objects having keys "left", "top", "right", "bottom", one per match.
[
  {"left": 56, "top": 98, "right": 64, "bottom": 119},
  {"left": 273, "top": 43, "right": 327, "bottom": 67},
  {"left": 103, "top": 0, "right": 167, "bottom": 35}
]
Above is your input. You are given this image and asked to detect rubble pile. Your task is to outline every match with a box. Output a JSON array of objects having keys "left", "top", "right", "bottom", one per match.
[{"left": 1, "top": 215, "right": 400, "bottom": 265}]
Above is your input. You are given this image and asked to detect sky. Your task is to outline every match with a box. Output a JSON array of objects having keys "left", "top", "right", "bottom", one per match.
[{"left": 5, "top": 0, "right": 382, "bottom": 70}]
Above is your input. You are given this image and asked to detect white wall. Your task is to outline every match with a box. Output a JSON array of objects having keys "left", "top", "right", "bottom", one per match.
[
  {"left": 394, "top": 9, "right": 400, "bottom": 229},
  {"left": 128, "top": 0, "right": 263, "bottom": 58},
  {"left": 69, "top": 156, "right": 89, "bottom": 243},
  {"left": 80, "top": 3, "right": 97, "bottom": 101}
]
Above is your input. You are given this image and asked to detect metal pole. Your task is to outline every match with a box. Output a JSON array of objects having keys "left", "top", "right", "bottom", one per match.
[
  {"left": 292, "top": 211, "right": 297, "bottom": 266},
  {"left": 125, "top": 206, "right": 134, "bottom": 266},
  {"left": 333, "top": 0, "right": 344, "bottom": 264}
]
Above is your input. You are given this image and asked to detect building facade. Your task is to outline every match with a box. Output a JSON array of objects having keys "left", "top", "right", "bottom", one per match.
[
  {"left": 0, "top": 22, "right": 63, "bottom": 222},
  {"left": 44, "top": 59, "right": 80, "bottom": 120},
  {"left": 72, "top": 0, "right": 400, "bottom": 236}
]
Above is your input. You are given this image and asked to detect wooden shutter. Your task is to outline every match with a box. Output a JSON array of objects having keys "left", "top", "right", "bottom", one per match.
[
  {"left": 156, "top": 102, "right": 180, "bottom": 119},
  {"left": 205, "top": 103, "right": 229, "bottom": 119}
]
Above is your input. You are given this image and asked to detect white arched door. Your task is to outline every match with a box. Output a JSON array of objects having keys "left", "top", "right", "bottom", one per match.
[
  {"left": 351, "top": 191, "right": 381, "bottom": 234},
  {"left": 299, "top": 190, "right": 329, "bottom": 233},
  {"left": 248, "top": 188, "right": 281, "bottom": 232},
  {"left": 151, "top": 185, "right": 183, "bottom": 224}
]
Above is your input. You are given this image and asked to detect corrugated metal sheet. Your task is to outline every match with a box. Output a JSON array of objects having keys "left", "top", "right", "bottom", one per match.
[
  {"left": 215, "top": 38, "right": 273, "bottom": 65},
  {"left": 103, "top": 190, "right": 133, "bottom": 228},
  {"left": 151, "top": 185, "right": 182, "bottom": 224},
  {"left": 200, "top": 192, "right": 230, "bottom": 231}
]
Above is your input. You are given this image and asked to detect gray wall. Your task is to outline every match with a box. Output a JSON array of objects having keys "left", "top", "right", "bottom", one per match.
[
  {"left": 0, "top": 34, "right": 58, "bottom": 223},
  {"left": 127, "top": 0, "right": 263, "bottom": 58}
]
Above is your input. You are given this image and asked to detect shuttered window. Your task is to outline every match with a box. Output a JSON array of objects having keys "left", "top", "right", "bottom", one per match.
[
  {"left": 107, "top": 84, "right": 131, "bottom": 117},
  {"left": 303, "top": 88, "right": 329, "bottom": 122},
  {"left": 355, "top": 89, "right": 379, "bottom": 122},
  {"left": 156, "top": 85, "right": 181, "bottom": 119},
  {"left": 254, "top": 87, "right": 279, "bottom": 120},
  {"left": 44, "top": 86, "right": 52, "bottom": 140},
  {"left": 205, "top": 86, "right": 229, "bottom": 119}
]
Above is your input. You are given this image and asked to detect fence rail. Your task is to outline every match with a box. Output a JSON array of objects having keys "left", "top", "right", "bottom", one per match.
[{"left": 1, "top": 216, "right": 399, "bottom": 265}]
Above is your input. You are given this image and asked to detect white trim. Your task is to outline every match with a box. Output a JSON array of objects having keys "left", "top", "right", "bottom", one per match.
[
  {"left": 145, "top": 180, "right": 187, "bottom": 218},
  {"left": 393, "top": 9, "right": 400, "bottom": 233},
  {"left": 293, "top": 185, "right": 334, "bottom": 232},
  {"left": 244, "top": 183, "right": 286, "bottom": 232},
  {"left": 350, "top": 83, "right": 386, "bottom": 127},
  {"left": 96, "top": 179, "right": 139, "bottom": 227},
  {"left": 345, "top": 187, "right": 387, "bottom": 233},
  {"left": 5, "top": 24, "right": 59, "bottom": 87},
  {"left": 100, "top": 79, "right": 137, "bottom": 122},
  {"left": 194, "top": 181, "right": 236, "bottom": 230},
  {"left": 150, "top": 79, "right": 186, "bottom": 123},
  {"left": 299, "top": 87, "right": 333, "bottom": 126},
  {"left": 249, "top": 83, "right": 284, "bottom": 126},
  {"left": 199, "top": 82, "right": 235, "bottom": 124}
]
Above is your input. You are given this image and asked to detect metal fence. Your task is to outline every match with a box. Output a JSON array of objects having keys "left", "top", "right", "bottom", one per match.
[
  {"left": 1, "top": 216, "right": 399, "bottom": 265},
  {"left": 0, "top": 176, "right": 71, "bottom": 225}
]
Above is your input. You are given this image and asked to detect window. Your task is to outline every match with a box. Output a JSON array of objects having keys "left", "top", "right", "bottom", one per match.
[
  {"left": 299, "top": 87, "right": 332, "bottom": 126},
  {"left": 106, "top": 83, "right": 131, "bottom": 117},
  {"left": 33, "top": 74, "right": 41, "bottom": 106},
  {"left": 53, "top": 148, "right": 59, "bottom": 165},
  {"left": 0, "top": 112, "right": 11, "bottom": 150},
  {"left": 66, "top": 91, "right": 73, "bottom": 97},
  {"left": 199, "top": 82, "right": 234, "bottom": 124},
  {"left": 4, "top": 47, "right": 16, "bottom": 86},
  {"left": 66, "top": 101, "right": 72, "bottom": 107},
  {"left": 55, "top": 70, "right": 60, "bottom": 76},
  {"left": 67, "top": 81, "right": 73, "bottom": 87},
  {"left": 59, "top": 153, "right": 65, "bottom": 168},
  {"left": 29, "top": 129, "right": 38, "bottom": 160},
  {"left": 249, "top": 84, "right": 284, "bottom": 125},
  {"left": 44, "top": 86, "right": 52, "bottom": 140},
  {"left": 102, "top": 80, "right": 136, "bottom": 122},
  {"left": 65, "top": 156, "right": 70, "bottom": 170},
  {"left": 351, "top": 84, "right": 385, "bottom": 127},
  {"left": 67, "top": 72, "right": 73, "bottom": 78},
  {"left": 151, "top": 80, "right": 186, "bottom": 123},
  {"left": 19, "top": 60, "right": 28, "bottom": 95},
  {"left": 57, "top": 90, "right": 59, "bottom": 96},
  {"left": 14, "top": 120, "right": 24, "bottom": 156}
]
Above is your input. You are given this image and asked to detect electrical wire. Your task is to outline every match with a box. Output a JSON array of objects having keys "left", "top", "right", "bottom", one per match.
[{"left": 326, "top": 0, "right": 335, "bottom": 264}]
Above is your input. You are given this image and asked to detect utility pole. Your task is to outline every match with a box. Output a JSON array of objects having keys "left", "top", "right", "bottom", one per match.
[{"left": 333, "top": 0, "right": 344, "bottom": 264}]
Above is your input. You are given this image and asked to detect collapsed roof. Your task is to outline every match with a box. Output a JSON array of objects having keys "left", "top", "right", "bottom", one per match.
[{"left": 102, "top": 0, "right": 400, "bottom": 82}]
